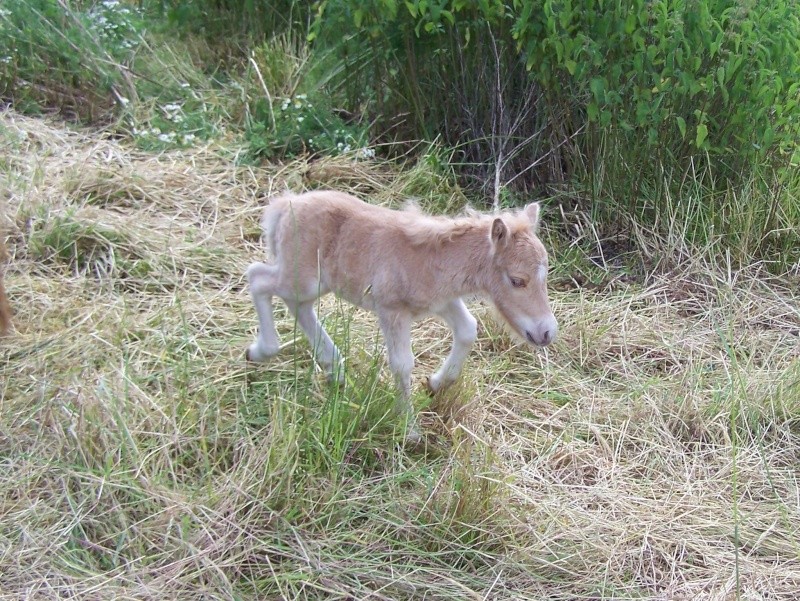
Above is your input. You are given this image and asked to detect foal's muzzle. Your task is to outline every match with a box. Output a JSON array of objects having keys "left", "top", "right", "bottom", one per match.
[{"left": 525, "top": 314, "right": 558, "bottom": 347}]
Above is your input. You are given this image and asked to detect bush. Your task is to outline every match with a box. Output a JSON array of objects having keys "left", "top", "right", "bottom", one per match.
[
  {"left": 513, "top": 0, "right": 800, "bottom": 196},
  {"left": 312, "top": 0, "right": 798, "bottom": 187},
  {"left": 245, "top": 92, "right": 371, "bottom": 160},
  {"left": 0, "top": 0, "right": 141, "bottom": 121},
  {"left": 151, "top": 0, "right": 310, "bottom": 43},
  {"left": 310, "top": 0, "right": 565, "bottom": 202}
]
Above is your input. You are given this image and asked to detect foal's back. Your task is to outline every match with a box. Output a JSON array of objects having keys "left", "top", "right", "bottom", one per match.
[{"left": 266, "top": 191, "right": 463, "bottom": 310}]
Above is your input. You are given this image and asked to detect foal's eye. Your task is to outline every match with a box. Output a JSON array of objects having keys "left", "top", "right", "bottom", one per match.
[{"left": 510, "top": 276, "right": 526, "bottom": 288}]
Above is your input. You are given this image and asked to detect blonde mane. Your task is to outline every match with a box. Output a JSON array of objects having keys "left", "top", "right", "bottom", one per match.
[{"left": 402, "top": 206, "right": 533, "bottom": 247}]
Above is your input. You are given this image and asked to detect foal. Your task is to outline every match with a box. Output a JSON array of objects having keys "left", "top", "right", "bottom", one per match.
[{"left": 246, "top": 190, "right": 557, "bottom": 441}]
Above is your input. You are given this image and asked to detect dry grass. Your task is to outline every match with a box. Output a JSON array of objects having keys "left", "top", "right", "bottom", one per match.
[{"left": 1, "top": 109, "right": 799, "bottom": 600}]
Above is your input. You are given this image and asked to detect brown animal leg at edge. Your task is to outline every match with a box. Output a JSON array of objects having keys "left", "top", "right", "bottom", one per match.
[{"left": 0, "top": 238, "right": 11, "bottom": 336}]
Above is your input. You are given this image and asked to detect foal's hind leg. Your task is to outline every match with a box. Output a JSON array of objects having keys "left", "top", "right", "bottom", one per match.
[
  {"left": 286, "top": 299, "right": 344, "bottom": 383},
  {"left": 378, "top": 310, "right": 421, "bottom": 442},
  {"left": 245, "top": 262, "right": 282, "bottom": 362},
  {"left": 427, "top": 299, "right": 478, "bottom": 393}
]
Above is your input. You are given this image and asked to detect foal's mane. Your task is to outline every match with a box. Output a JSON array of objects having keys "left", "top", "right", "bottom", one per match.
[{"left": 400, "top": 204, "right": 532, "bottom": 247}]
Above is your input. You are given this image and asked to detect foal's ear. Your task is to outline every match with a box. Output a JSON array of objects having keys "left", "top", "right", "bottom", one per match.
[
  {"left": 524, "top": 202, "right": 541, "bottom": 232},
  {"left": 491, "top": 217, "right": 509, "bottom": 248}
]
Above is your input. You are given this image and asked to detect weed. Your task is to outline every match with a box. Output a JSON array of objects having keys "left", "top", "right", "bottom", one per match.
[
  {"left": 0, "top": 0, "right": 140, "bottom": 120},
  {"left": 245, "top": 92, "right": 370, "bottom": 161}
]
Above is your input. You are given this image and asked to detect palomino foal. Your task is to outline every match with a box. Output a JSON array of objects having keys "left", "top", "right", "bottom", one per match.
[{"left": 246, "top": 190, "right": 557, "bottom": 441}]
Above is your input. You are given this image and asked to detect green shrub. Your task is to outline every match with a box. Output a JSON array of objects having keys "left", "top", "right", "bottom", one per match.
[
  {"left": 148, "top": 0, "right": 310, "bottom": 43},
  {"left": 128, "top": 95, "right": 218, "bottom": 151},
  {"left": 0, "top": 0, "right": 141, "bottom": 121},
  {"left": 312, "top": 0, "right": 799, "bottom": 188},
  {"left": 245, "top": 92, "right": 371, "bottom": 160},
  {"left": 311, "top": 0, "right": 562, "bottom": 198},
  {"left": 512, "top": 0, "right": 800, "bottom": 194}
]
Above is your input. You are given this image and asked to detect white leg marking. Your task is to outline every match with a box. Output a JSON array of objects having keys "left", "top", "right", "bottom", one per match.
[
  {"left": 428, "top": 298, "right": 478, "bottom": 393},
  {"left": 379, "top": 311, "right": 421, "bottom": 442},
  {"left": 289, "top": 300, "right": 344, "bottom": 383},
  {"left": 246, "top": 262, "right": 281, "bottom": 362}
]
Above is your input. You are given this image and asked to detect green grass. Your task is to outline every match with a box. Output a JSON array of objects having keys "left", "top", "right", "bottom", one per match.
[{"left": 2, "top": 110, "right": 800, "bottom": 600}]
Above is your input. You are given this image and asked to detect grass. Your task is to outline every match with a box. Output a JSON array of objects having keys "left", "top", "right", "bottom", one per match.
[{"left": 1, "top": 109, "right": 800, "bottom": 600}]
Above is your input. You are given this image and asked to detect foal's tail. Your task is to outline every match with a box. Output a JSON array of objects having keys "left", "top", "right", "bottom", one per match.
[{"left": 261, "top": 192, "right": 293, "bottom": 257}]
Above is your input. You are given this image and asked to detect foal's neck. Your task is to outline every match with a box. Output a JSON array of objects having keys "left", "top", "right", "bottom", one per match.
[{"left": 432, "top": 222, "right": 493, "bottom": 296}]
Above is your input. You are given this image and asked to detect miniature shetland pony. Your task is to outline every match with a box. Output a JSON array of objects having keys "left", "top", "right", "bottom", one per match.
[{"left": 246, "top": 190, "right": 557, "bottom": 441}]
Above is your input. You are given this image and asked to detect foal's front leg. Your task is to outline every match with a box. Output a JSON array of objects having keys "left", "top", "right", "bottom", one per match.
[
  {"left": 246, "top": 262, "right": 282, "bottom": 362},
  {"left": 378, "top": 310, "right": 421, "bottom": 442},
  {"left": 428, "top": 298, "right": 478, "bottom": 393},
  {"left": 286, "top": 299, "right": 344, "bottom": 383}
]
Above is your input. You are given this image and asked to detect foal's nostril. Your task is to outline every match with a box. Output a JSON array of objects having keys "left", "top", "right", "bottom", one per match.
[{"left": 526, "top": 328, "right": 553, "bottom": 346}]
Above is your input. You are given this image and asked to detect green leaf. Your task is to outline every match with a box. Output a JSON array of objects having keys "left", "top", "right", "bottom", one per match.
[
  {"left": 590, "top": 77, "right": 606, "bottom": 102},
  {"left": 624, "top": 12, "right": 636, "bottom": 34},
  {"left": 565, "top": 59, "right": 577, "bottom": 75},
  {"left": 695, "top": 123, "right": 708, "bottom": 148},
  {"left": 559, "top": 9, "right": 572, "bottom": 30},
  {"left": 676, "top": 116, "right": 686, "bottom": 138},
  {"left": 763, "top": 127, "right": 775, "bottom": 149},
  {"left": 716, "top": 66, "right": 726, "bottom": 88}
]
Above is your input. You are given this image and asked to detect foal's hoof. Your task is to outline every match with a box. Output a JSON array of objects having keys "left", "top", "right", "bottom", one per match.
[
  {"left": 326, "top": 368, "right": 346, "bottom": 385},
  {"left": 425, "top": 376, "right": 436, "bottom": 395},
  {"left": 245, "top": 342, "right": 278, "bottom": 363},
  {"left": 425, "top": 374, "right": 453, "bottom": 395},
  {"left": 405, "top": 426, "right": 423, "bottom": 445}
]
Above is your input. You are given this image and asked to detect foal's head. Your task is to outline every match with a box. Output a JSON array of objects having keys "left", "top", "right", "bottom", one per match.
[{"left": 486, "top": 203, "right": 557, "bottom": 347}]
